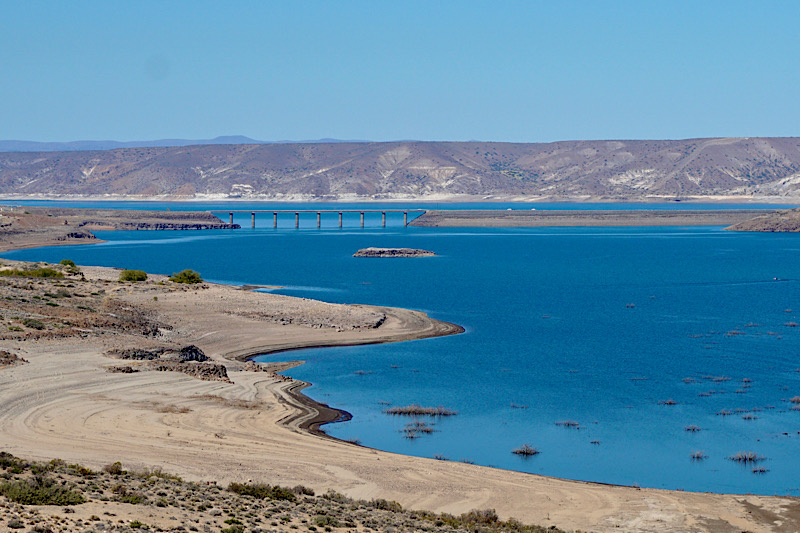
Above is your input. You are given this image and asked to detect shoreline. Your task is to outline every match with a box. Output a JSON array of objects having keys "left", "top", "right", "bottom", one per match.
[{"left": 2, "top": 254, "right": 800, "bottom": 529}]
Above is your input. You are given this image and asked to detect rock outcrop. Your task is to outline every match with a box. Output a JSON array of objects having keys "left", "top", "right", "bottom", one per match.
[{"left": 106, "top": 345, "right": 209, "bottom": 362}]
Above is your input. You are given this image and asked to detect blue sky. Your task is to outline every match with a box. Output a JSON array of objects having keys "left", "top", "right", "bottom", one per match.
[{"left": 2, "top": 1, "right": 799, "bottom": 142}]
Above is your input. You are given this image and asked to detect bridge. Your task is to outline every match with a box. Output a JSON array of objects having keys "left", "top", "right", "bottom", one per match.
[{"left": 211, "top": 209, "right": 426, "bottom": 228}]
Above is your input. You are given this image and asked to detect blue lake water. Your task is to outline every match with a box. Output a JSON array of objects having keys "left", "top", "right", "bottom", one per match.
[{"left": 3, "top": 201, "right": 800, "bottom": 495}]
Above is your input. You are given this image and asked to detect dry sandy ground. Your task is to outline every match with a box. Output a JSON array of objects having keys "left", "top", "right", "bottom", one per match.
[{"left": 1, "top": 264, "right": 800, "bottom": 532}]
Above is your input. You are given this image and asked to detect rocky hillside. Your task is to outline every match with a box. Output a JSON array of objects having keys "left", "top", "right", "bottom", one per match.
[{"left": 2, "top": 138, "right": 800, "bottom": 200}]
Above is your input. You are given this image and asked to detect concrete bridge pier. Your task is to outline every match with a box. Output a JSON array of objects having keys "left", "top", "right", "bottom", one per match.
[
  {"left": 338, "top": 212, "right": 343, "bottom": 228},
  {"left": 229, "top": 212, "right": 233, "bottom": 225},
  {"left": 382, "top": 211, "right": 386, "bottom": 227},
  {"left": 403, "top": 211, "right": 408, "bottom": 226},
  {"left": 317, "top": 212, "right": 321, "bottom": 228},
  {"left": 273, "top": 212, "right": 278, "bottom": 228},
  {"left": 360, "top": 212, "right": 365, "bottom": 228},
  {"left": 251, "top": 212, "right": 256, "bottom": 228},
  {"left": 295, "top": 212, "right": 300, "bottom": 228}
]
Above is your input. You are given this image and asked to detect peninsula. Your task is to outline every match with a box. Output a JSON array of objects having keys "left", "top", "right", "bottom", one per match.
[
  {"left": 411, "top": 209, "right": 776, "bottom": 228},
  {"left": 0, "top": 205, "right": 238, "bottom": 252}
]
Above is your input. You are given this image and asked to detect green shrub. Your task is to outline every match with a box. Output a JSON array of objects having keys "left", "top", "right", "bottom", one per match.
[
  {"left": 0, "top": 477, "right": 85, "bottom": 505},
  {"left": 119, "top": 269, "right": 148, "bottom": 282},
  {"left": 116, "top": 492, "right": 147, "bottom": 505},
  {"left": 169, "top": 269, "right": 203, "bottom": 284},
  {"left": 22, "top": 318, "right": 45, "bottom": 330},
  {"left": 59, "top": 259, "right": 76, "bottom": 267},
  {"left": 0, "top": 452, "right": 26, "bottom": 471},
  {"left": 0, "top": 267, "right": 64, "bottom": 279},
  {"left": 314, "top": 515, "right": 341, "bottom": 527}
]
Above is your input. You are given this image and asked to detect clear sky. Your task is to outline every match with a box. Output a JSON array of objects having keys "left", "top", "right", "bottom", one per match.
[{"left": 2, "top": 0, "right": 799, "bottom": 143}]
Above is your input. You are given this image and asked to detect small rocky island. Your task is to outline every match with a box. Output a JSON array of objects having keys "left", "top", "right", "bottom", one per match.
[{"left": 353, "top": 247, "right": 436, "bottom": 258}]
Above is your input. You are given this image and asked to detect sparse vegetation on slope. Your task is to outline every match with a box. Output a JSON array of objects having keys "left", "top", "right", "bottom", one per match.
[
  {"left": 3, "top": 138, "right": 800, "bottom": 200},
  {"left": 0, "top": 452, "right": 564, "bottom": 533}
]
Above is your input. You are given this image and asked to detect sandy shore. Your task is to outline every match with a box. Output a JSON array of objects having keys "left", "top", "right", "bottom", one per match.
[
  {"left": 0, "top": 262, "right": 799, "bottom": 532},
  {"left": 411, "top": 209, "right": 776, "bottom": 227}
]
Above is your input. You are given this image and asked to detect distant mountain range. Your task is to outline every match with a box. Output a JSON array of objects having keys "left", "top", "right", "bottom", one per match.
[
  {"left": 1, "top": 138, "right": 800, "bottom": 201},
  {"left": 0, "top": 136, "right": 369, "bottom": 153}
]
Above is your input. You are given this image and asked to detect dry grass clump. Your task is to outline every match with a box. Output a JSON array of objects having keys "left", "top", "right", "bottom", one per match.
[
  {"left": 401, "top": 421, "right": 436, "bottom": 439},
  {"left": 690, "top": 451, "right": 707, "bottom": 461},
  {"left": 383, "top": 404, "right": 457, "bottom": 416},
  {"left": 729, "top": 451, "right": 766, "bottom": 464},
  {"left": 512, "top": 444, "right": 540, "bottom": 457},
  {"left": 789, "top": 396, "right": 800, "bottom": 404}
]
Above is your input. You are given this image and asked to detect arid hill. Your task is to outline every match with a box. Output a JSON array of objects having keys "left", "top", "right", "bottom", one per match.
[
  {"left": 726, "top": 207, "right": 800, "bottom": 231},
  {"left": 2, "top": 138, "right": 800, "bottom": 200}
]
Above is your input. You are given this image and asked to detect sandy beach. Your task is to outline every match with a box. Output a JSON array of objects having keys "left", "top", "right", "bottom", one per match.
[{"left": 0, "top": 259, "right": 799, "bottom": 532}]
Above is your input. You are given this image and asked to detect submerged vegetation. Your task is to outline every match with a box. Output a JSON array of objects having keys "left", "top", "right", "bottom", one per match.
[
  {"left": 512, "top": 444, "right": 540, "bottom": 457},
  {"left": 384, "top": 404, "right": 457, "bottom": 416},
  {"left": 729, "top": 451, "right": 766, "bottom": 464}
]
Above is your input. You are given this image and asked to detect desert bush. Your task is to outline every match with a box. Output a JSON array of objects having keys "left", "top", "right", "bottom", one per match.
[
  {"left": 0, "top": 267, "right": 63, "bottom": 278},
  {"left": 103, "top": 461, "right": 124, "bottom": 475},
  {"left": 292, "top": 484, "right": 315, "bottom": 496},
  {"left": 369, "top": 498, "right": 403, "bottom": 512},
  {"left": 0, "top": 476, "right": 85, "bottom": 505},
  {"left": 169, "top": 269, "right": 203, "bottom": 284},
  {"left": 119, "top": 269, "right": 148, "bottom": 282},
  {"left": 228, "top": 482, "right": 296, "bottom": 502},
  {"left": 59, "top": 259, "right": 81, "bottom": 275},
  {"left": 0, "top": 452, "right": 26, "bottom": 471},
  {"left": 22, "top": 318, "right": 45, "bottom": 330},
  {"left": 461, "top": 508, "right": 499, "bottom": 525},
  {"left": 314, "top": 515, "right": 341, "bottom": 527}
]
